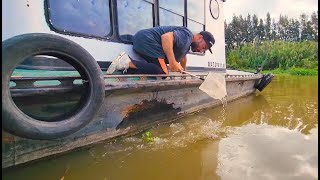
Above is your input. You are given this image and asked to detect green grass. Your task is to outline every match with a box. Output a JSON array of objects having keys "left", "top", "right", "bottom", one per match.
[
  {"left": 263, "top": 68, "right": 318, "bottom": 76},
  {"left": 235, "top": 67, "right": 318, "bottom": 76},
  {"left": 226, "top": 40, "right": 318, "bottom": 71}
]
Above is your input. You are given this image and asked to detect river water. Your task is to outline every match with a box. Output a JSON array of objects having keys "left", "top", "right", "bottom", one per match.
[{"left": 3, "top": 75, "right": 318, "bottom": 180}]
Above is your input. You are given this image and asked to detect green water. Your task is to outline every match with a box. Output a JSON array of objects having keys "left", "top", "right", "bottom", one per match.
[{"left": 3, "top": 75, "right": 318, "bottom": 180}]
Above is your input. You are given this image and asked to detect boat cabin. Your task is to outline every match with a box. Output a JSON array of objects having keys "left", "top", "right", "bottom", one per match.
[{"left": 3, "top": 0, "right": 227, "bottom": 71}]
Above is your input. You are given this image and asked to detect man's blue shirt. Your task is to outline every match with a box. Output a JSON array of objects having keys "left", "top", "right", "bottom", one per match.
[{"left": 132, "top": 26, "right": 193, "bottom": 62}]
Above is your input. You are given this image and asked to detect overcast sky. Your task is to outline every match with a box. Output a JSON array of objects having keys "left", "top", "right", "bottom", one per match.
[{"left": 223, "top": 0, "right": 318, "bottom": 22}]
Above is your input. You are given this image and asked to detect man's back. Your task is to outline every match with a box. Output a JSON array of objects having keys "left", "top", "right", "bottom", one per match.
[{"left": 132, "top": 26, "right": 193, "bottom": 62}]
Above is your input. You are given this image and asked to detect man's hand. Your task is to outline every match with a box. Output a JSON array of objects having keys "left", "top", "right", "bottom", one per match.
[
  {"left": 169, "top": 62, "right": 183, "bottom": 72},
  {"left": 180, "top": 56, "right": 187, "bottom": 71}
]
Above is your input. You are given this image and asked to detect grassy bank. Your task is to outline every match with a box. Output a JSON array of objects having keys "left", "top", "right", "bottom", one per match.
[
  {"left": 264, "top": 68, "right": 318, "bottom": 76},
  {"left": 226, "top": 40, "right": 318, "bottom": 76},
  {"left": 236, "top": 67, "right": 318, "bottom": 76}
]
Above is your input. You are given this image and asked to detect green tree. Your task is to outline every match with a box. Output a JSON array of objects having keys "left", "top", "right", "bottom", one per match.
[
  {"left": 238, "top": 15, "right": 247, "bottom": 46},
  {"left": 231, "top": 15, "right": 240, "bottom": 47},
  {"left": 287, "top": 18, "right": 300, "bottom": 41},
  {"left": 257, "top": 18, "right": 265, "bottom": 40},
  {"left": 310, "top": 11, "right": 318, "bottom": 41},
  {"left": 245, "top": 14, "right": 253, "bottom": 43},
  {"left": 278, "top": 15, "right": 290, "bottom": 40},
  {"left": 252, "top": 14, "right": 259, "bottom": 40},
  {"left": 299, "top": 13, "right": 315, "bottom": 41},
  {"left": 265, "top": 12, "right": 271, "bottom": 40},
  {"left": 225, "top": 20, "right": 234, "bottom": 50},
  {"left": 270, "top": 18, "right": 278, "bottom": 40}
]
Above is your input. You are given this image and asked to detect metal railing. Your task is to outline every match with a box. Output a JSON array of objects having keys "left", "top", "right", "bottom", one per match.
[{"left": 9, "top": 73, "right": 263, "bottom": 97}]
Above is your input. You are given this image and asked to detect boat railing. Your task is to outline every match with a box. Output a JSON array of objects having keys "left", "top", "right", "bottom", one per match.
[{"left": 9, "top": 73, "right": 263, "bottom": 97}]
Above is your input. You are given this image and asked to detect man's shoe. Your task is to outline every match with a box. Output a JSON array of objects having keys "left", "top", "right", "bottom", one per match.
[{"left": 106, "top": 52, "right": 131, "bottom": 74}]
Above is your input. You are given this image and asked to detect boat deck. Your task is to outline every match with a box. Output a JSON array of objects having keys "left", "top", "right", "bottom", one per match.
[{"left": 167, "top": 69, "right": 257, "bottom": 76}]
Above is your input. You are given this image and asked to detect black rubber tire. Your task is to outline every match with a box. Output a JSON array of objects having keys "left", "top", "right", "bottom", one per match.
[
  {"left": 2, "top": 33, "right": 105, "bottom": 140},
  {"left": 256, "top": 73, "right": 274, "bottom": 92}
]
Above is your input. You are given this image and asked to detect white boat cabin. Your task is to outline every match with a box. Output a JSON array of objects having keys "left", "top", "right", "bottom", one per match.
[{"left": 2, "top": 0, "right": 227, "bottom": 72}]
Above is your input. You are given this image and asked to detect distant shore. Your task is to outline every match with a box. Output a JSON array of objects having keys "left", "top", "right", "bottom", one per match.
[{"left": 234, "top": 67, "right": 318, "bottom": 76}]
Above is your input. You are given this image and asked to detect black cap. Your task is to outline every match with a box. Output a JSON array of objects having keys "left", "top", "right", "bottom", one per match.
[{"left": 200, "top": 31, "right": 215, "bottom": 54}]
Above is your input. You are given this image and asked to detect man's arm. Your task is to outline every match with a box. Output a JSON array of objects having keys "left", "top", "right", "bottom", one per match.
[
  {"left": 161, "top": 32, "right": 183, "bottom": 72},
  {"left": 180, "top": 56, "right": 187, "bottom": 71}
]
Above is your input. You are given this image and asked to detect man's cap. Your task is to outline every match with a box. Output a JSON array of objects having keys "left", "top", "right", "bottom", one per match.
[{"left": 200, "top": 31, "right": 215, "bottom": 54}]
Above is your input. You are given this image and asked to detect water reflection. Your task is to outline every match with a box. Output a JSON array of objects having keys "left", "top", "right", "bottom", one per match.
[
  {"left": 215, "top": 75, "right": 318, "bottom": 180},
  {"left": 2, "top": 75, "right": 318, "bottom": 180},
  {"left": 217, "top": 125, "right": 318, "bottom": 180}
]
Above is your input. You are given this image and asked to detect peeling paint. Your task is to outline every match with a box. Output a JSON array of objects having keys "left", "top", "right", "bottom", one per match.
[
  {"left": 2, "top": 137, "right": 15, "bottom": 143},
  {"left": 117, "top": 99, "right": 181, "bottom": 129},
  {"left": 122, "top": 102, "right": 148, "bottom": 118}
]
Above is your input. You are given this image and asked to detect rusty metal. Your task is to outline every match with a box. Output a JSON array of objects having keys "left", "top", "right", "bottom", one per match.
[{"left": 118, "top": 99, "right": 180, "bottom": 130}]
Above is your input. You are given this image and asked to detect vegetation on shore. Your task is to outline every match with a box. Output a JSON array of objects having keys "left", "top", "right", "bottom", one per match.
[
  {"left": 239, "top": 67, "right": 318, "bottom": 76},
  {"left": 227, "top": 41, "right": 318, "bottom": 76},
  {"left": 262, "top": 68, "right": 317, "bottom": 76},
  {"left": 224, "top": 12, "right": 318, "bottom": 76}
]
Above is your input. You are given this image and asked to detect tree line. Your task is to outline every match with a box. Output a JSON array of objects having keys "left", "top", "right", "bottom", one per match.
[{"left": 224, "top": 11, "right": 318, "bottom": 50}]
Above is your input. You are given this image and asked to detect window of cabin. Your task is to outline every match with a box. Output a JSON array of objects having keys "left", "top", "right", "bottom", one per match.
[
  {"left": 187, "top": 19, "right": 204, "bottom": 33},
  {"left": 117, "top": 0, "right": 154, "bottom": 39},
  {"left": 187, "top": 0, "right": 205, "bottom": 32},
  {"left": 46, "top": 0, "right": 207, "bottom": 45},
  {"left": 47, "top": 0, "right": 111, "bottom": 38},
  {"left": 159, "top": 0, "right": 184, "bottom": 26}
]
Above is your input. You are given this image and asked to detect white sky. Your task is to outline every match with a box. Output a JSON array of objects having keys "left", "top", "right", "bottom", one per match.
[{"left": 223, "top": 0, "right": 318, "bottom": 22}]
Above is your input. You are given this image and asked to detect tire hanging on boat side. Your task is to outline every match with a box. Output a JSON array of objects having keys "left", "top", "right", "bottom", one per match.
[
  {"left": 2, "top": 33, "right": 105, "bottom": 140},
  {"left": 255, "top": 73, "right": 274, "bottom": 92}
]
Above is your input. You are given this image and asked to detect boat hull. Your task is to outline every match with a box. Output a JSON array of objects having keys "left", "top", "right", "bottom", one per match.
[{"left": 2, "top": 74, "right": 262, "bottom": 168}]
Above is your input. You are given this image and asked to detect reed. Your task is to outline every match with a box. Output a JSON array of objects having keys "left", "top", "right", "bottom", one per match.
[{"left": 226, "top": 41, "right": 318, "bottom": 74}]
